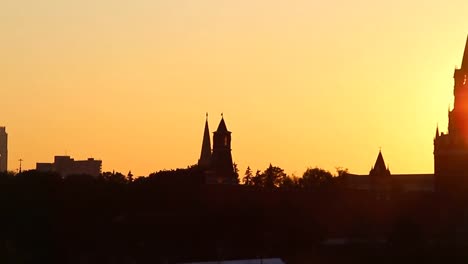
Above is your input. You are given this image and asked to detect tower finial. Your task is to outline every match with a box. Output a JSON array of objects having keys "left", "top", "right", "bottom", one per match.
[
  {"left": 221, "top": 112, "right": 223, "bottom": 118},
  {"left": 206, "top": 112, "right": 208, "bottom": 120}
]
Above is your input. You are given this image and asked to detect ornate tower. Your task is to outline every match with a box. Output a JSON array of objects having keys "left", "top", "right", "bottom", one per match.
[
  {"left": 210, "top": 115, "right": 236, "bottom": 184},
  {"left": 198, "top": 113, "right": 212, "bottom": 169},
  {"left": 434, "top": 36, "right": 468, "bottom": 194}
]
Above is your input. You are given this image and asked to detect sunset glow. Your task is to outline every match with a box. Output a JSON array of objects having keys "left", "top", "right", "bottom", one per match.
[{"left": 2, "top": 0, "right": 468, "bottom": 176}]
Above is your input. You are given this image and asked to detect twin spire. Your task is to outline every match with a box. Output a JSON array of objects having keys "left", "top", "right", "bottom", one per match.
[{"left": 198, "top": 113, "right": 230, "bottom": 168}]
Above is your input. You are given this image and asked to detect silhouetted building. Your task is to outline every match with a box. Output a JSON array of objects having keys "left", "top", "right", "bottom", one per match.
[
  {"left": 0, "top": 127, "right": 7, "bottom": 172},
  {"left": 346, "top": 37, "right": 468, "bottom": 195},
  {"left": 434, "top": 36, "right": 468, "bottom": 194},
  {"left": 36, "top": 155, "right": 102, "bottom": 177},
  {"left": 198, "top": 114, "right": 237, "bottom": 184},
  {"left": 345, "top": 151, "right": 434, "bottom": 193}
]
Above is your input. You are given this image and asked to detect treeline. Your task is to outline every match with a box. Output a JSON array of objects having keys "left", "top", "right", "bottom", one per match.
[
  {"left": 0, "top": 168, "right": 465, "bottom": 263},
  {"left": 240, "top": 164, "right": 347, "bottom": 191}
]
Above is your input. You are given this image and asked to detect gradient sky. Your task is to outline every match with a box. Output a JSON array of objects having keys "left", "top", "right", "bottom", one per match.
[{"left": 1, "top": 0, "right": 468, "bottom": 176}]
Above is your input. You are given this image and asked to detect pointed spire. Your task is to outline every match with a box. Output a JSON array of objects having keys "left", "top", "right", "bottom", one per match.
[
  {"left": 374, "top": 150, "right": 386, "bottom": 172},
  {"left": 216, "top": 113, "right": 229, "bottom": 132},
  {"left": 435, "top": 124, "right": 440, "bottom": 138},
  {"left": 198, "top": 113, "right": 212, "bottom": 168},
  {"left": 369, "top": 149, "right": 391, "bottom": 177},
  {"left": 462, "top": 35, "right": 468, "bottom": 69}
]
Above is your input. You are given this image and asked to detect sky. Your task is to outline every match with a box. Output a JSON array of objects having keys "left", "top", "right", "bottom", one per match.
[{"left": 1, "top": 0, "right": 468, "bottom": 176}]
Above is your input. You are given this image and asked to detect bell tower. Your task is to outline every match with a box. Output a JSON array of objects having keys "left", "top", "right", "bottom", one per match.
[{"left": 210, "top": 114, "right": 236, "bottom": 184}]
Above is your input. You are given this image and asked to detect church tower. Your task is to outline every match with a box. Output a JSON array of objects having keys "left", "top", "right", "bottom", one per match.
[
  {"left": 434, "top": 36, "right": 468, "bottom": 194},
  {"left": 210, "top": 115, "right": 236, "bottom": 184},
  {"left": 197, "top": 114, "right": 237, "bottom": 184}
]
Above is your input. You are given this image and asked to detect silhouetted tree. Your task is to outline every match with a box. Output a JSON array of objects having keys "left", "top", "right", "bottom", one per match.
[
  {"left": 251, "top": 164, "right": 288, "bottom": 189},
  {"left": 266, "top": 164, "right": 287, "bottom": 189},
  {"left": 16, "top": 170, "right": 62, "bottom": 186},
  {"left": 335, "top": 167, "right": 348, "bottom": 177},
  {"left": 102, "top": 171, "right": 127, "bottom": 184},
  {"left": 233, "top": 162, "right": 240, "bottom": 184},
  {"left": 251, "top": 169, "right": 263, "bottom": 187},
  {"left": 242, "top": 166, "right": 253, "bottom": 185},
  {"left": 280, "top": 174, "right": 301, "bottom": 190},
  {"left": 127, "top": 171, "right": 134, "bottom": 183},
  {"left": 147, "top": 167, "right": 204, "bottom": 186},
  {"left": 300, "top": 167, "right": 333, "bottom": 190},
  {"left": 333, "top": 167, "right": 349, "bottom": 188}
]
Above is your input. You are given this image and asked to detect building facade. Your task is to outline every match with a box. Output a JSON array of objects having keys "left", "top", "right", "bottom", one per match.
[
  {"left": 0, "top": 127, "right": 7, "bottom": 172},
  {"left": 346, "top": 36, "right": 468, "bottom": 195},
  {"left": 36, "top": 156, "right": 102, "bottom": 178},
  {"left": 198, "top": 115, "right": 237, "bottom": 184},
  {"left": 345, "top": 151, "right": 434, "bottom": 193},
  {"left": 434, "top": 36, "right": 468, "bottom": 194}
]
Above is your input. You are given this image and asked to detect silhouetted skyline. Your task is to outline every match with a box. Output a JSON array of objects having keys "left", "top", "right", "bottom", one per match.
[{"left": 2, "top": 1, "right": 468, "bottom": 176}]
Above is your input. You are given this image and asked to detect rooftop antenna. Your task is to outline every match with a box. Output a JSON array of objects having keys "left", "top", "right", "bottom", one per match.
[{"left": 18, "top": 159, "right": 23, "bottom": 173}]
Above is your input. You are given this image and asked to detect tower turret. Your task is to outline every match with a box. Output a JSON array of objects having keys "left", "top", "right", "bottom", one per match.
[{"left": 210, "top": 114, "right": 236, "bottom": 184}]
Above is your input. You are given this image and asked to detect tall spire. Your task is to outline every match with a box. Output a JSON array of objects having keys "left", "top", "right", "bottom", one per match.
[
  {"left": 462, "top": 35, "right": 468, "bottom": 69},
  {"left": 435, "top": 124, "right": 440, "bottom": 138},
  {"left": 198, "top": 113, "right": 211, "bottom": 168}
]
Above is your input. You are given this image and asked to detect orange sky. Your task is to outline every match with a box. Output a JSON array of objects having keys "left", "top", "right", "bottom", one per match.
[{"left": 1, "top": 1, "right": 468, "bottom": 176}]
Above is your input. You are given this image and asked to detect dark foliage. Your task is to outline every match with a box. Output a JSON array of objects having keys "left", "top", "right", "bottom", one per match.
[{"left": 0, "top": 169, "right": 466, "bottom": 263}]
